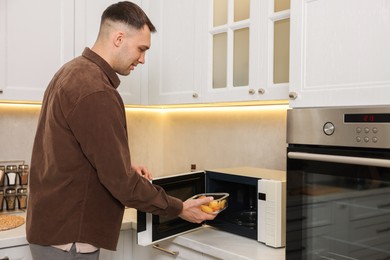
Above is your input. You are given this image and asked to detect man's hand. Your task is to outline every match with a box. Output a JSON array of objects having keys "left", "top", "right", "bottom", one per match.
[
  {"left": 179, "top": 196, "right": 217, "bottom": 223},
  {"left": 131, "top": 164, "right": 153, "bottom": 181}
]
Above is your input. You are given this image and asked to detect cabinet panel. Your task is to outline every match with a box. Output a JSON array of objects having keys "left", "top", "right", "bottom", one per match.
[
  {"left": 0, "top": 0, "right": 74, "bottom": 102},
  {"left": 205, "top": 0, "right": 289, "bottom": 103},
  {"left": 147, "top": 0, "right": 206, "bottom": 105},
  {"left": 289, "top": 0, "right": 390, "bottom": 108}
]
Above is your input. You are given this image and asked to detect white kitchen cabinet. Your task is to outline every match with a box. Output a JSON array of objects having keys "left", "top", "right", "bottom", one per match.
[
  {"left": 100, "top": 229, "right": 133, "bottom": 260},
  {"left": 204, "top": 0, "right": 290, "bottom": 103},
  {"left": 0, "top": 0, "right": 74, "bottom": 103},
  {"left": 146, "top": 0, "right": 290, "bottom": 105},
  {"left": 74, "top": 0, "right": 145, "bottom": 105},
  {"left": 289, "top": 0, "right": 390, "bottom": 108},
  {"left": 0, "top": 244, "right": 33, "bottom": 260},
  {"left": 145, "top": 0, "right": 208, "bottom": 105}
]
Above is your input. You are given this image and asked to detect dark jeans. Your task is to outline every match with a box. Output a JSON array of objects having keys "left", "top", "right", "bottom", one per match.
[{"left": 29, "top": 244, "right": 100, "bottom": 260}]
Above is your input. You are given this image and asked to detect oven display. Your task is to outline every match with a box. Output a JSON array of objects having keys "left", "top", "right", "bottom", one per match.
[{"left": 344, "top": 113, "right": 390, "bottom": 123}]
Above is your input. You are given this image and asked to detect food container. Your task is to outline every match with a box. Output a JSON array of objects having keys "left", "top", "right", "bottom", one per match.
[
  {"left": 5, "top": 188, "right": 16, "bottom": 210},
  {"left": 17, "top": 187, "right": 28, "bottom": 209},
  {"left": 18, "top": 164, "right": 29, "bottom": 185},
  {"left": 191, "top": 192, "right": 229, "bottom": 214},
  {"left": 0, "top": 190, "right": 4, "bottom": 211},
  {"left": 0, "top": 166, "right": 5, "bottom": 186},
  {"left": 6, "top": 165, "right": 18, "bottom": 186}
]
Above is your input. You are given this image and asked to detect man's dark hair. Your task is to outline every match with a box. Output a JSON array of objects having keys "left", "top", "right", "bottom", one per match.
[{"left": 102, "top": 1, "right": 156, "bottom": 32}]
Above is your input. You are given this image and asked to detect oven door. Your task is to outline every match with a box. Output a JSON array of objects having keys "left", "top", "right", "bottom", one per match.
[
  {"left": 137, "top": 171, "right": 205, "bottom": 246},
  {"left": 286, "top": 145, "right": 390, "bottom": 259}
]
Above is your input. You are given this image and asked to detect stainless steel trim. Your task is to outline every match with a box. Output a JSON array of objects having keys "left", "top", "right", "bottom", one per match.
[
  {"left": 288, "top": 152, "right": 390, "bottom": 168},
  {"left": 152, "top": 244, "right": 179, "bottom": 256}
]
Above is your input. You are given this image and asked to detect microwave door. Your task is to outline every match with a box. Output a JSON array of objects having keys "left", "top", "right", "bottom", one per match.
[{"left": 137, "top": 171, "right": 206, "bottom": 246}]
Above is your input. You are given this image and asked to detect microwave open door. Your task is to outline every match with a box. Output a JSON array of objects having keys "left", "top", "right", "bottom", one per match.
[{"left": 137, "top": 171, "right": 206, "bottom": 246}]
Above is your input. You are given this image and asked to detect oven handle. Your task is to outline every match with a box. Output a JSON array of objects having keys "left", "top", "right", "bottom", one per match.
[{"left": 288, "top": 152, "right": 390, "bottom": 168}]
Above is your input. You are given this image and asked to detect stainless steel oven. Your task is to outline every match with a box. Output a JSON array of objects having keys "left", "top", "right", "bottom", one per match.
[{"left": 286, "top": 107, "right": 390, "bottom": 260}]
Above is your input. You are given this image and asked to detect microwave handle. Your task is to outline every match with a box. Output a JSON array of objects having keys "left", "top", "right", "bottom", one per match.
[{"left": 288, "top": 152, "right": 390, "bottom": 168}]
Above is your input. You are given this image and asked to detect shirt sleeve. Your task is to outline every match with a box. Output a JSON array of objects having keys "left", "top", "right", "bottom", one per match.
[{"left": 66, "top": 90, "right": 183, "bottom": 217}]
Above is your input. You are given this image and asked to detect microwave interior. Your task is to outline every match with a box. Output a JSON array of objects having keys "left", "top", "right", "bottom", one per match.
[{"left": 206, "top": 170, "right": 259, "bottom": 240}]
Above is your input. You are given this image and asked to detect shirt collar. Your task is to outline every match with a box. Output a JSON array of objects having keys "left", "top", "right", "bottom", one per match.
[{"left": 82, "top": 47, "right": 121, "bottom": 89}]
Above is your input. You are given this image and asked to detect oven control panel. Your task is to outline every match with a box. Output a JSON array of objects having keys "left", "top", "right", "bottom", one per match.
[{"left": 288, "top": 107, "right": 390, "bottom": 149}]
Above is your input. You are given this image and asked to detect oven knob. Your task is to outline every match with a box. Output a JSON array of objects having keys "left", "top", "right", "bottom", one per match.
[
  {"left": 372, "top": 137, "right": 378, "bottom": 143},
  {"left": 356, "top": 127, "right": 362, "bottom": 134},
  {"left": 373, "top": 127, "right": 378, "bottom": 133},
  {"left": 323, "top": 122, "right": 335, "bottom": 135},
  {"left": 364, "top": 136, "right": 369, "bottom": 142},
  {"left": 356, "top": 136, "right": 361, "bottom": 142}
]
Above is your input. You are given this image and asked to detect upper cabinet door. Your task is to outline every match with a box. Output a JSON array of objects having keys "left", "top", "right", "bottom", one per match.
[
  {"left": 0, "top": 0, "right": 74, "bottom": 102},
  {"left": 204, "top": 0, "right": 290, "bottom": 103},
  {"left": 146, "top": 0, "right": 207, "bottom": 105},
  {"left": 289, "top": 0, "right": 390, "bottom": 108},
  {"left": 75, "top": 0, "right": 144, "bottom": 105}
]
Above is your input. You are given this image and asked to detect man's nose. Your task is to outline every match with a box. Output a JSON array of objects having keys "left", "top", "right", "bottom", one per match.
[{"left": 138, "top": 53, "right": 146, "bottom": 64}]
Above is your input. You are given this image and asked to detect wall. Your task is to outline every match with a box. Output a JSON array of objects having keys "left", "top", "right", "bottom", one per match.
[{"left": 0, "top": 104, "right": 288, "bottom": 177}]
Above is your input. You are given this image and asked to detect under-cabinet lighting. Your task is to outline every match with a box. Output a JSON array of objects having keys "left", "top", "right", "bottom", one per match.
[{"left": 0, "top": 100, "right": 289, "bottom": 112}]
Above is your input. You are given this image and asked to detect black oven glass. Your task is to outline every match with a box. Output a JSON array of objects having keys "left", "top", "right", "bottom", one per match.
[
  {"left": 287, "top": 145, "right": 390, "bottom": 260},
  {"left": 152, "top": 172, "right": 205, "bottom": 241}
]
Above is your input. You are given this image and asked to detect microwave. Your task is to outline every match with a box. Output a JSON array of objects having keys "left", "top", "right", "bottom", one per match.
[{"left": 137, "top": 167, "right": 286, "bottom": 248}]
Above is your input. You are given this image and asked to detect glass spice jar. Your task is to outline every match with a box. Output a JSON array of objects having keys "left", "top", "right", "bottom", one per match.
[
  {"left": 17, "top": 187, "right": 28, "bottom": 209},
  {"left": 0, "top": 190, "right": 4, "bottom": 211},
  {"left": 6, "top": 165, "right": 18, "bottom": 186},
  {"left": 5, "top": 188, "right": 16, "bottom": 210},
  {"left": 18, "top": 164, "right": 29, "bottom": 185},
  {"left": 0, "top": 165, "right": 5, "bottom": 186}
]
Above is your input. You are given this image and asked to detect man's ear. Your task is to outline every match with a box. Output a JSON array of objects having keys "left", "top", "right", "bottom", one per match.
[{"left": 113, "top": 31, "right": 125, "bottom": 47}]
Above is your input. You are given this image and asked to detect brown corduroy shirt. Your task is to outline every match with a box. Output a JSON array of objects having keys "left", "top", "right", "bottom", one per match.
[{"left": 26, "top": 48, "right": 183, "bottom": 251}]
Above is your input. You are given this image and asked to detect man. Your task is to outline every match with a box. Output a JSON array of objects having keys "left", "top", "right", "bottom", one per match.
[{"left": 26, "top": 2, "right": 215, "bottom": 259}]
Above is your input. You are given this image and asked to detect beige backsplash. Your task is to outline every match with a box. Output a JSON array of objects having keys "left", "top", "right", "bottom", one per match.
[{"left": 0, "top": 104, "right": 287, "bottom": 177}]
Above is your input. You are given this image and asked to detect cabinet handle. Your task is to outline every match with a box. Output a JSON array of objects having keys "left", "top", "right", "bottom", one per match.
[
  {"left": 258, "top": 88, "right": 265, "bottom": 95},
  {"left": 0, "top": 89, "right": 3, "bottom": 94},
  {"left": 378, "top": 203, "right": 390, "bottom": 209},
  {"left": 289, "top": 92, "right": 297, "bottom": 100},
  {"left": 376, "top": 227, "right": 390, "bottom": 234},
  {"left": 152, "top": 244, "right": 179, "bottom": 256},
  {"left": 192, "top": 93, "right": 199, "bottom": 98},
  {"left": 287, "top": 216, "right": 307, "bottom": 223},
  {"left": 248, "top": 89, "right": 256, "bottom": 95},
  {"left": 376, "top": 256, "right": 390, "bottom": 260}
]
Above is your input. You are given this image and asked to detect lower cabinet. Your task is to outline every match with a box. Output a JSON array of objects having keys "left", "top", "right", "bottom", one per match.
[
  {"left": 100, "top": 230, "right": 133, "bottom": 260},
  {"left": 0, "top": 244, "right": 33, "bottom": 260}
]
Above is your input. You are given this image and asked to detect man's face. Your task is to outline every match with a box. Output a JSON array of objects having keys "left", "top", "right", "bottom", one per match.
[{"left": 115, "top": 25, "right": 151, "bottom": 76}]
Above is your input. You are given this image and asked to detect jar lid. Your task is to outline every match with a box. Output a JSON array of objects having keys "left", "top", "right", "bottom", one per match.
[
  {"left": 0, "top": 165, "right": 5, "bottom": 171},
  {"left": 17, "top": 188, "right": 27, "bottom": 194},
  {"left": 6, "top": 165, "right": 17, "bottom": 171},
  {"left": 18, "top": 164, "right": 29, "bottom": 170},
  {"left": 5, "top": 188, "right": 16, "bottom": 194}
]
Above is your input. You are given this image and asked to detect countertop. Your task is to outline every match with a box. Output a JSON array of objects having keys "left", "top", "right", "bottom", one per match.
[{"left": 0, "top": 209, "right": 285, "bottom": 259}]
